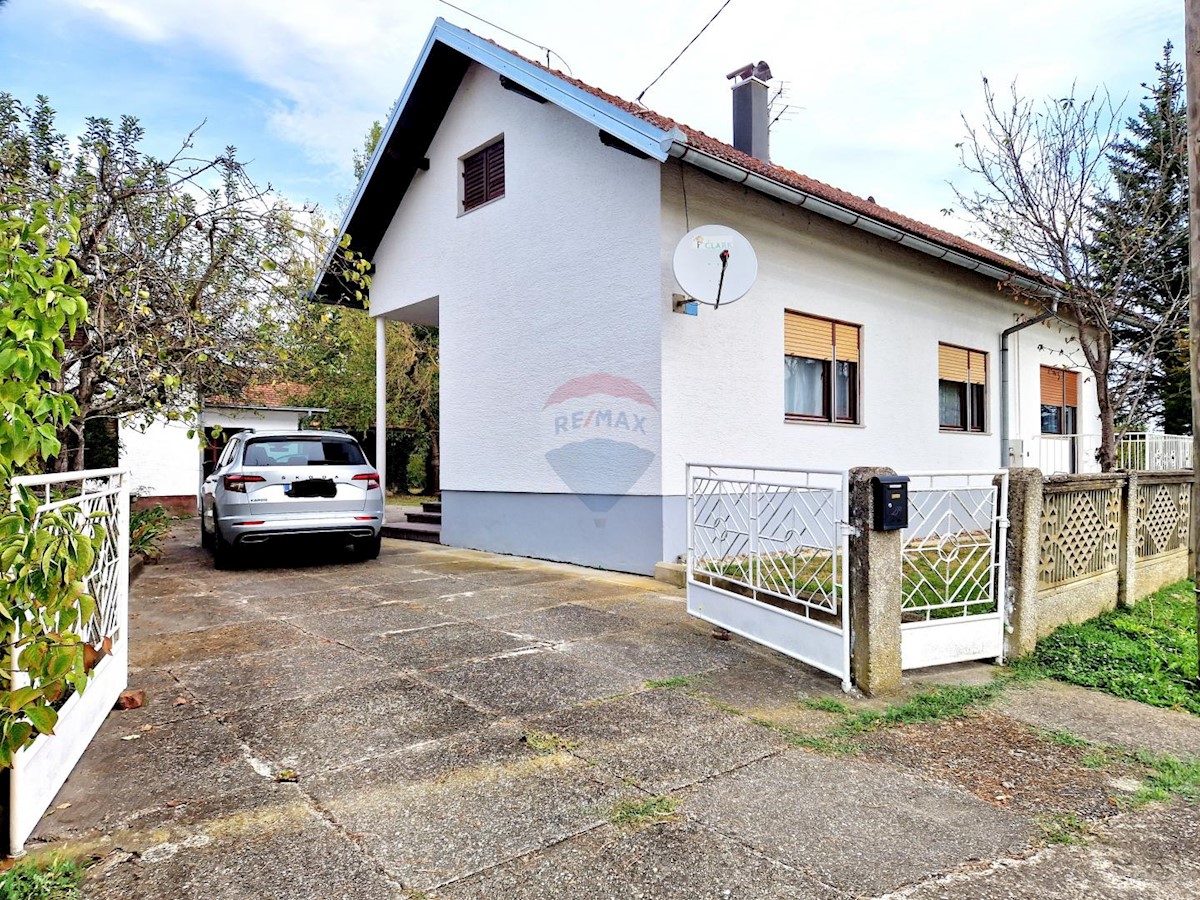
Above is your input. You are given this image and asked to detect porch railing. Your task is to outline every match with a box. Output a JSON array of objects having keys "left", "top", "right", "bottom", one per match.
[
  {"left": 1036, "top": 434, "right": 1101, "bottom": 475},
  {"left": 1118, "top": 432, "right": 1193, "bottom": 472}
]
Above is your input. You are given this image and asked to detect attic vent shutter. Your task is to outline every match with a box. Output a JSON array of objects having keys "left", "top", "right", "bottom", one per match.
[
  {"left": 462, "top": 138, "right": 505, "bottom": 212},
  {"left": 784, "top": 312, "right": 833, "bottom": 360}
]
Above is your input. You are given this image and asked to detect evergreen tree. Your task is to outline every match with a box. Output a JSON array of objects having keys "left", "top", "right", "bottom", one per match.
[{"left": 1094, "top": 43, "right": 1190, "bottom": 433}]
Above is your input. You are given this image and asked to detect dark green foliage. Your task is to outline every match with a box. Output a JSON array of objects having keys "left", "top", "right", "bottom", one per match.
[
  {"left": 1021, "top": 580, "right": 1199, "bottom": 715},
  {"left": 1093, "top": 43, "right": 1190, "bottom": 432}
]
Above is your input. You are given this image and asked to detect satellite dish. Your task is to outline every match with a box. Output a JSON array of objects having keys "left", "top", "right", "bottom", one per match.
[{"left": 672, "top": 225, "right": 758, "bottom": 308}]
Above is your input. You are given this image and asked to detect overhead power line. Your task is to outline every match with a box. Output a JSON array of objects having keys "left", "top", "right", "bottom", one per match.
[{"left": 635, "top": 0, "right": 736, "bottom": 105}]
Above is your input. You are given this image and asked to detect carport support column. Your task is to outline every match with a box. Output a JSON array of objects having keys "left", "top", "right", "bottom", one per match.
[
  {"left": 848, "top": 467, "right": 902, "bottom": 696},
  {"left": 375, "top": 315, "right": 387, "bottom": 494}
]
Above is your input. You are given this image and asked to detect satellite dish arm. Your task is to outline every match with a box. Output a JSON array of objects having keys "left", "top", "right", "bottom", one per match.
[{"left": 714, "top": 249, "right": 730, "bottom": 310}]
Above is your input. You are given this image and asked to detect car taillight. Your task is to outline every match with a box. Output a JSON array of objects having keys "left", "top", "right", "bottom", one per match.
[
  {"left": 224, "top": 474, "right": 266, "bottom": 493},
  {"left": 354, "top": 472, "right": 381, "bottom": 490}
]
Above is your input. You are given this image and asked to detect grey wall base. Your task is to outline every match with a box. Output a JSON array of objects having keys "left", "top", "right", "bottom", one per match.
[{"left": 442, "top": 491, "right": 687, "bottom": 576}]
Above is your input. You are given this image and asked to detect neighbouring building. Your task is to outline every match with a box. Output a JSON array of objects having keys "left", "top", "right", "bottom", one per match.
[
  {"left": 315, "top": 18, "right": 1099, "bottom": 575},
  {"left": 119, "top": 383, "right": 326, "bottom": 513}
]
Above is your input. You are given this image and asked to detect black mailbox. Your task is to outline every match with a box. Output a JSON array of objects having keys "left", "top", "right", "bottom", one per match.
[{"left": 871, "top": 475, "right": 910, "bottom": 531}]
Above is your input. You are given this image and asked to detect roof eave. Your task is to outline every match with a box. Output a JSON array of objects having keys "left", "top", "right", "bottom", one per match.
[{"left": 668, "top": 141, "right": 1058, "bottom": 301}]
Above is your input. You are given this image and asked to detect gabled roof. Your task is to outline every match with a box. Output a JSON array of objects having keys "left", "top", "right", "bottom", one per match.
[{"left": 316, "top": 17, "right": 1050, "bottom": 304}]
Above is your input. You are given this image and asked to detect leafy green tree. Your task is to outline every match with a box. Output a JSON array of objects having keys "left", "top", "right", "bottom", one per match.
[
  {"left": 1094, "top": 43, "right": 1190, "bottom": 433},
  {"left": 0, "top": 195, "right": 103, "bottom": 765},
  {"left": 0, "top": 94, "right": 324, "bottom": 467}
]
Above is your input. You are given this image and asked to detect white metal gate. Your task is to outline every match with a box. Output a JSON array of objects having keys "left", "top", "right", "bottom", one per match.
[
  {"left": 899, "top": 470, "right": 1008, "bottom": 670},
  {"left": 8, "top": 468, "right": 129, "bottom": 856},
  {"left": 686, "top": 464, "right": 851, "bottom": 691}
]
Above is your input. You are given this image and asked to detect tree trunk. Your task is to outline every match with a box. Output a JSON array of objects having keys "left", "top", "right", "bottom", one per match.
[{"left": 425, "top": 430, "right": 440, "bottom": 496}]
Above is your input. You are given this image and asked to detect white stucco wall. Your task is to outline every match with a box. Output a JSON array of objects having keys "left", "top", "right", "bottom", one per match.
[
  {"left": 657, "top": 160, "right": 1100, "bottom": 496},
  {"left": 370, "top": 62, "right": 663, "bottom": 497},
  {"left": 119, "top": 406, "right": 304, "bottom": 499}
]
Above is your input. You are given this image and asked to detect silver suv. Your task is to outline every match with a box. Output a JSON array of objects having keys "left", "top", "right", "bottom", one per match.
[{"left": 200, "top": 430, "right": 385, "bottom": 568}]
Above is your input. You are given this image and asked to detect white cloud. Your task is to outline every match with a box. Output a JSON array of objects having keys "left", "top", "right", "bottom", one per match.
[{"left": 63, "top": 0, "right": 1183, "bottom": 238}]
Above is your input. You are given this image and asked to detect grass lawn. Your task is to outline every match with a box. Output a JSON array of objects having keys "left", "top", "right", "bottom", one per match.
[
  {"left": 1020, "top": 580, "right": 1199, "bottom": 716},
  {"left": 386, "top": 493, "right": 439, "bottom": 507}
]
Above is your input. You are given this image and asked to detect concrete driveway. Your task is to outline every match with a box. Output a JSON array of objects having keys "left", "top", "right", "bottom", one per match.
[{"left": 32, "top": 530, "right": 1200, "bottom": 898}]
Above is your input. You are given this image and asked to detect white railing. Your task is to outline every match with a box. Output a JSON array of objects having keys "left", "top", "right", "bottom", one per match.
[
  {"left": 1036, "top": 434, "right": 1101, "bottom": 475},
  {"left": 686, "top": 464, "right": 851, "bottom": 690},
  {"left": 899, "top": 471, "right": 1008, "bottom": 670},
  {"left": 1118, "top": 433, "right": 1194, "bottom": 472},
  {"left": 7, "top": 468, "right": 129, "bottom": 856}
]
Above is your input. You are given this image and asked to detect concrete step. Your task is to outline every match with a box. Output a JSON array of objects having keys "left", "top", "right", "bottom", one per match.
[
  {"left": 405, "top": 510, "right": 442, "bottom": 525},
  {"left": 381, "top": 521, "right": 441, "bottom": 543},
  {"left": 422, "top": 501, "right": 442, "bottom": 514}
]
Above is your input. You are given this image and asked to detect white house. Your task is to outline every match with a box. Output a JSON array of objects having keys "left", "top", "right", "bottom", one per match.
[
  {"left": 119, "top": 383, "right": 325, "bottom": 513},
  {"left": 316, "top": 19, "right": 1099, "bottom": 575}
]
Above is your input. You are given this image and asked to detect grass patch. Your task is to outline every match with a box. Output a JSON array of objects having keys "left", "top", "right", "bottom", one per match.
[
  {"left": 522, "top": 730, "right": 578, "bottom": 754},
  {"left": 1037, "top": 811, "right": 1090, "bottom": 845},
  {"left": 801, "top": 697, "right": 850, "bottom": 715},
  {"left": 1080, "top": 748, "right": 1110, "bottom": 769},
  {"left": 1044, "top": 729, "right": 1091, "bottom": 749},
  {"left": 608, "top": 795, "right": 680, "bottom": 829},
  {"left": 835, "top": 682, "right": 1007, "bottom": 736},
  {"left": 644, "top": 676, "right": 695, "bottom": 689},
  {"left": 1131, "top": 752, "right": 1200, "bottom": 805},
  {"left": 0, "top": 857, "right": 82, "bottom": 900},
  {"left": 1022, "top": 579, "right": 1199, "bottom": 715}
]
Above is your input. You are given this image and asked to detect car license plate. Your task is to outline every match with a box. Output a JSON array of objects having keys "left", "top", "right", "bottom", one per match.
[{"left": 285, "top": 478, "right": 337, "bottom": 499}]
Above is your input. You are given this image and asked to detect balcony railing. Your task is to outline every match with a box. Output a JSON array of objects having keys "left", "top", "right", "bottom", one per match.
[
  {"left": 1118, "top": 433, "right": 1193, "bottom": 471},
  {"left": 1037, "top": 434, "right": 1101, "bottom": 475}
]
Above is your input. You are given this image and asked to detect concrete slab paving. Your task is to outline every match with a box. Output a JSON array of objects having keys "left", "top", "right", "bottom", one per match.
[
  {"left": 436, "top": 821, "right": 849, "bottom": 899},
  {"left": 33, "top": 529, "right": 1200, "bottom": 900},
  {"left": 130, "top": 618, "right": 308, "bottom": 668},
  {"left": 420, "top": 646, "right": 644, "bottom": 716},
  {"left": 997, "top": 679, "right": 1200, "bottom": 760},
  {"left": 170, "top": 639, "right": 388, "bottom": 714},
  {"left": 682, "top": 749, "right": 1032, "bottom": 896},
  {"left": 34, "top": 714, "right": 263, "bottom": 840},
  {"left": 559, "top": 627, "right": 750, "bottom": 682},
  {"left": 533, "top": 688, "right": 787, "bottom": 792},
  {"left": 488, "top": 602, "right": 636, "bottom": 643},
  {"left": 221, "top": 674, "right": 492, "bottom": 774},
  {"left": 305, "top": 724, "right": 637, "bottom": 891},
  {"left": 83, "top": 790, "right": 403, "bottom": 900},
  {"left": 886, "top": 801, "right": 1200, "bottom": 899}
]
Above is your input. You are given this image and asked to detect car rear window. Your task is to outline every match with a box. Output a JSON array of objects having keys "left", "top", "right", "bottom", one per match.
[{"left": 242, "top": 438, "right": 366, "bottom": 467}]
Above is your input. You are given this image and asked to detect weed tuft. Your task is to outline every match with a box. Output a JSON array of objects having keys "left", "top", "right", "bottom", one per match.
[
  {"left": 644, "top": 676, "right": 694, "bottom": 689},
  {"left": 0, "top": 855, "right": 82, "bottom": 900},
  {"left": 801, "top": 697, "right": 850, "bottom": 715},
  {"left": 522, "top": 730, "right": 578, "bottom": 755},
  {"left": 1037, "top": 812, "right": 1090, "bottom": 845},
  {"left": 608, "top": 795, "right": 680, "bottom": 829},
  {"left": 1044, "top": 730, "right": 1091, "bottom": 749}
]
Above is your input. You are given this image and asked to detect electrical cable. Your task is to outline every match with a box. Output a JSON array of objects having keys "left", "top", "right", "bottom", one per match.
[
  {"left": 436, "top": 0, "right": 573, "bottom": 74},
  {"left": 635, "top": 0, "right": 735, "bottom": 104}
]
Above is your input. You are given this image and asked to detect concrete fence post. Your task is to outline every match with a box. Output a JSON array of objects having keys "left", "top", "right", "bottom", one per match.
[
  {"left": 848, "top": 467, "right": 902, "bottom": 696},
  {"left": 1117, "top": 473, "right": 1139, "bottom": 608},
  {"left": 1004, "top": 467, "right": 1044, "bottom": 659}
]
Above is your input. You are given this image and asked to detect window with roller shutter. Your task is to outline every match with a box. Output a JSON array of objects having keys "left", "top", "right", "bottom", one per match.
[
  {"left": 937, "top": 343, "right": 987, "bottom": 432},
  {"left": 783, "top": 311, "right": 861, "bottom": 424},
  {"left": 1039, "top": 366, "right": 1079, "bottom": 435},
  {"left": 461, "top": 138, "right": 504, "bottom": 212}
]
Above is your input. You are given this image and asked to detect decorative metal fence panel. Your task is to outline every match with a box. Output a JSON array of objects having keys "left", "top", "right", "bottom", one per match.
[
  {"left": 1135, "top": 480, "right": 1190, "bottom": 560},
  {"left": 1038, "top": 483, "right": 1121, "bottom": 588},
  {"left": 687, "top": 464, "right": 851, "bottom": 690},
  {"left": 899, "top": 471, "right": 1008, "bottom": 669},
  {"left": 8, "top": 468, "right": 130, "bottom": 856},
  {"left": 1119, "top": 433, "right": 1193, "bottom": 472}
]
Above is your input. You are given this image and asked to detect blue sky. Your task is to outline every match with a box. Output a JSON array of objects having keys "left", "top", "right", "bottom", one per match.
[{"left": 0, "top": 1, "right": 1185, "bottom": 236}]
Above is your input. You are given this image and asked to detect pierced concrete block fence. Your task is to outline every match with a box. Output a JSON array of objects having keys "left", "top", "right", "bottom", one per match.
[{"left": 1004, "top": 468, "right": 1192, "bottom": 659}]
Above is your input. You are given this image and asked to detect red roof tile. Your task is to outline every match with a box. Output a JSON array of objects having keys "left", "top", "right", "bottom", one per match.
[
  {"left": 206, "top": 381, "right": 315, "bottom": 409},
  {"left": 497, "top": 39, "right": 1045, "bottom": 285}
]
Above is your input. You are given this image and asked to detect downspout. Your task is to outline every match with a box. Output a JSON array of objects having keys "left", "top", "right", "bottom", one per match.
[{"left": 1000, "top": 300, "right": 1059, "bottom": 467}]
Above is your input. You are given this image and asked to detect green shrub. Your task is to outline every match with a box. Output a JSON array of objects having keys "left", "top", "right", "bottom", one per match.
[{"left": 129, "top": 505, "right": 171, "bottom": 560}]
